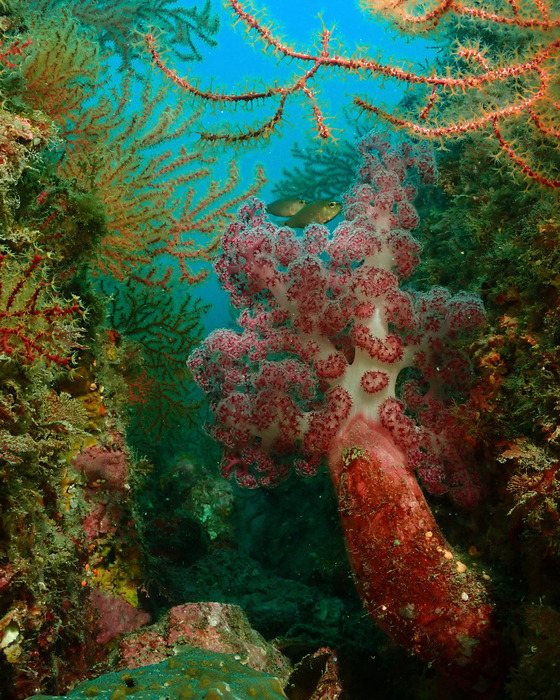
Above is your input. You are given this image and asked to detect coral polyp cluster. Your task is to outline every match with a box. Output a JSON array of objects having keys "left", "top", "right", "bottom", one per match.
[{"left": 189, "top": 134, "right": 484, "bottom": 507}]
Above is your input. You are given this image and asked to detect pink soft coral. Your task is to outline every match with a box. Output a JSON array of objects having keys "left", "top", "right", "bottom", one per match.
[
  {"left": 190, "top": 135, "right": 483, "bottom": 508},
  {"left": 189, "top": 134, "right": 504, "bottom": 693}
]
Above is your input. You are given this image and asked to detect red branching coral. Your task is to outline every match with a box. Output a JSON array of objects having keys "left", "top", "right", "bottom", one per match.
[
  {"left": 146, "top": 0, "right": 560, "bottom": 188},
  {"left": 0, "top": 248, "right": 84, "bottom": 367}
]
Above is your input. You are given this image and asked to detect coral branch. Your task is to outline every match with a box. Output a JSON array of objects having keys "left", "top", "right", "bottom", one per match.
[
  {"left": 16, "top": 14, "right": 266, "bottom": 287},
  {"left": 0, "top": 37, "right": 32, "bottom": 69},
  {"left": 105, "top": 280, "right": 209, "bottom": 441},
  {"left": 23, "top": 0, "right": 220, "bottom": 71},
  {"left": 146, "top": 0, "right": 560, "bottom": 187},
  {"left": 0, "top": 248, "right": 84, "bottom": 367}
]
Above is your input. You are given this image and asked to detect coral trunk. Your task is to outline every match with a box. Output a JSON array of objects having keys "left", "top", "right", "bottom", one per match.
[{"left": 327, "top": 414, "right": 502, "bottom": 694}]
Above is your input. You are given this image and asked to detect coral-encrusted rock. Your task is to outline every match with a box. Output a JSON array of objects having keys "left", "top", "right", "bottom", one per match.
[
  {"left": 73, "top": 445, "right": 129, "bottom": 490},
  {"left": 119, "top": 601, "right": 291, "bottom": 684}
]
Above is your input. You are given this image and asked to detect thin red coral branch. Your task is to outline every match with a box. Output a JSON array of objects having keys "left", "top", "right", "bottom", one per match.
[
  {"left": 145, "top": 0, "right": 560, "bottom": 188},
  {"left": 0, "top": 250, "right": 84, "bottom": 367},
  {"left": 0, "top": 37, "right": 32, "bottom": 69}
]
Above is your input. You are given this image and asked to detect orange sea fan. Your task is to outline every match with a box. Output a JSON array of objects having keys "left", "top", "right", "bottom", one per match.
[{"left": 16, "top": 13, "right": 266, "bottom": 286}]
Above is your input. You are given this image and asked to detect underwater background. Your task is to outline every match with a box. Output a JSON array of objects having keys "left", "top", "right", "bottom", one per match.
[{"left": 1, "top": 0, "right": 560, "bottom": 698}]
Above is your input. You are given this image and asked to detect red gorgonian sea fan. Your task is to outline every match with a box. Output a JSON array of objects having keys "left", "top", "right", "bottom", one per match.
[
  {"left": 0, "top": 247, "right": 84, "bottom": 368},
  {"left": 146, "top": 0, "right": 560, "bottom": 188}
]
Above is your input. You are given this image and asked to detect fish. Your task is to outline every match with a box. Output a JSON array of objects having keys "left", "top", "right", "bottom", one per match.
[
  {"left": 284, "top": 199, "right": 342, "bottom": 228},
  {"left": 266, "top": 197, "right": 308, "bottom": 217}
]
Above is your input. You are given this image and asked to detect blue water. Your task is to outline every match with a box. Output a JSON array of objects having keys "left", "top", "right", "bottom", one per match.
[
  {"left": 162, "top": 0, "right": 435, "bottom": 331},
  {"left": 195, "top": 0, "right": 434, "bottom": 191}
]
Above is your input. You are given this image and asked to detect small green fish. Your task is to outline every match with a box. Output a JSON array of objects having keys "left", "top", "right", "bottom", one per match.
[
  {"left": 266, "top": 197, "right": 308, "bottom": 217},
  {"left": 285, "top": 199, "right": 342, "bottom": 228}
]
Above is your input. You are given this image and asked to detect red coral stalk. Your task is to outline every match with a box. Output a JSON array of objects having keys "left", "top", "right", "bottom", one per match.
[{"left": 328, "top": 414, "right": 501, "bottom": 693}]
